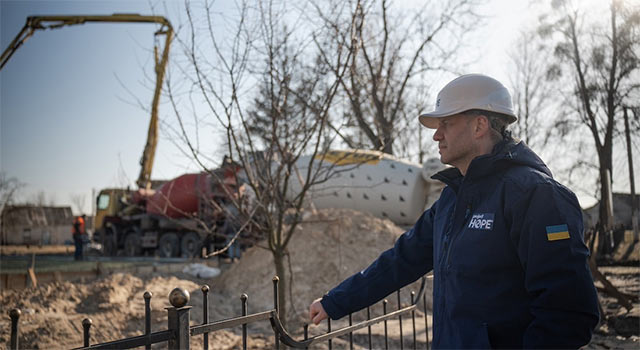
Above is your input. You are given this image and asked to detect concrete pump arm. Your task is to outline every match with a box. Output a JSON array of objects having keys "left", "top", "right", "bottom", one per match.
[{"left": 0, "top": 14, "right": 173, "bottom": 189}]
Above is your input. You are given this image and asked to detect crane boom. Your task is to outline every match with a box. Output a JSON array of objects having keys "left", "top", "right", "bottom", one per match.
[{"left": 0, "top": 14, "right": 173, "bottom": 189}]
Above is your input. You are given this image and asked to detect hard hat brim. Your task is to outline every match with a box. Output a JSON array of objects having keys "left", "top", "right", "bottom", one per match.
[
  {"left": 418, "top": 107, "right": 469, "bottom": 129},
  {"left": 419, "top": 108, "right": 517, "bottom": 129}
]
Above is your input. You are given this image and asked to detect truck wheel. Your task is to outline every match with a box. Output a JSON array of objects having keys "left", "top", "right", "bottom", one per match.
[
  {"left": 157, "top": 233, "right": 179, "bottom": 258},
  {"left": 99, "top": 227, "right": 117, "bottom": 256},
  {"left": 103, "top": 234, "right": 116, "bottom": 256},
  {"left": 123, "top": 232, "right": 142, "bottom": 256},
  {"left": 181, "top": 232, "right": 202, "bottom": 258}
]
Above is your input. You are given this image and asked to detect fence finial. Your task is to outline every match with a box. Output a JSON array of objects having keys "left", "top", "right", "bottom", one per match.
[
  {"left": 169, "top": 288, "right": 190, "bottom": 308},
  {"left": 82, "top": 318, "right": 93, "bottom": 347}
]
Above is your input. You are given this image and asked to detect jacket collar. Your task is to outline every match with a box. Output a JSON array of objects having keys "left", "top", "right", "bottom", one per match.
[{"left": 430, "top": 137, "right": 551, "bottom": 189}]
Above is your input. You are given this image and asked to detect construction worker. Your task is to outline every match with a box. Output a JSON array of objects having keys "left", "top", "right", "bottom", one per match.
[
  {"left": 309, "top": 74, "right": 600, "bottom": 348},
  {"left": 72, "top": 214, "right": 86, "bottom": 260}
]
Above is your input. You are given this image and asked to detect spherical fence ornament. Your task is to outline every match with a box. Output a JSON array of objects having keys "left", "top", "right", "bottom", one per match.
[{"left": 169, "top": 288, "right": 190, "bottom": 308}]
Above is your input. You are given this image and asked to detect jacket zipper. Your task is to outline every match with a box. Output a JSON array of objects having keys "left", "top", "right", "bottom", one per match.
[
  {"left": 436, "top": 201, "right": 471, "bottom": 343},
  {"left": 445, "top": 202, "right": 473, "bottom": 267},
  {"left": 440, "top": 204, "right": 456, "bottom": 271}
]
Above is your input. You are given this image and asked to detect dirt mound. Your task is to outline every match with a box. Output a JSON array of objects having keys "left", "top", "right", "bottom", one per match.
[
  {"left": 1, "top": 280, "right": 86, "bottom": 315},
  {"left": 0, "top": 273, "right": 209, "bottom": 349},
  {"left": 215, "top": 208, "right": 430, "bottom": 327}
]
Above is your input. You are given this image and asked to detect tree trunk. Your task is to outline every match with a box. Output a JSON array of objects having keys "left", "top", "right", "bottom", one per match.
[
  {"left": 382, "top": 135, "right": 393, "bottom": 154},
  {"left": 623, "top": 108, "right": 639, "bottom": 241},
  {"left": 273, "top": 247, "right": 287, "bottom": 326},
  {"left": 597, "top": 142, "right": 614, "bottom": 256},
  {"left": 381, "top": 124, "right": 394, "bottom": 155},
  {"left": 599, "top": 167, "right": 613, "bottom": 229}
]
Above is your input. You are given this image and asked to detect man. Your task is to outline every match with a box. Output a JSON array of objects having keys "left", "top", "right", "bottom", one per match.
[
  {"left": 72, "top": 214, "right": 86, "bottom": 261},
  {"left": 309, "top": 74, "right": 600, "bottom": 348}
]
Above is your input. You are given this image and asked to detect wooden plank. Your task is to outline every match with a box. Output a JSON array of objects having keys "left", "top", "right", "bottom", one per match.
[{"left": 27, "top": 267, "right": 37, "bottom": 287}]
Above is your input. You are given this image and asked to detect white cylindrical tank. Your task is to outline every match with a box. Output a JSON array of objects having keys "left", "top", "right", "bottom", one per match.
[{"left": 289, "top": 150, "right": 445, "bottom": 226}]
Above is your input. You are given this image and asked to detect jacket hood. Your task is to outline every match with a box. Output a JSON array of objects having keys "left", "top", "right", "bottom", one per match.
[{"left": 431, "top": 137, "right": 552, "bottom": 188}]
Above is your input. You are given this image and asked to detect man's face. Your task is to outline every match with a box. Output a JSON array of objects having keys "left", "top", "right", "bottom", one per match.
[{"left": 432, "top": 114, "right": 476, "bottom": 168}]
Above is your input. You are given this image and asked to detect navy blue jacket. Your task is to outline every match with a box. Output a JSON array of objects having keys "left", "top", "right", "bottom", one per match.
[{"left": 321, "top": 139, "right": 600, "bottom": 349}]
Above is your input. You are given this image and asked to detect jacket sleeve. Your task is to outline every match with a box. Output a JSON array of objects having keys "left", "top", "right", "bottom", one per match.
[
  {"left": 320, "top": 205, "right": 436, "bottom": 320},
  {"left": 506, "top": 182, "right": 600, "bottom": 348}
]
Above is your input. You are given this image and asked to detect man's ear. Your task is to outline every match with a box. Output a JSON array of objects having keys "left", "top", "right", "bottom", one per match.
[{"left": 474, "top": 115, "right": 490, "bottom": 138}]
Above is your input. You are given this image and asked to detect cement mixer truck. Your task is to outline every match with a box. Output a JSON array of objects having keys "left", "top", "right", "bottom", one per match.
[
  {"left": 95, "top": 149, "right": 445, "bottom": 258},
  {"left": 94, "top": 162, "right": 243, "bottom": 257}
]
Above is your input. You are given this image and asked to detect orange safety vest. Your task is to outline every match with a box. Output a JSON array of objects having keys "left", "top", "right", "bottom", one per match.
[{"left": 72, "top": 216, "right": 86, "bottom": 235}]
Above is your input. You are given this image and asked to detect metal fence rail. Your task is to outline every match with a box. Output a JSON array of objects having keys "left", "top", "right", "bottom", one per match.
[{"left": 7, "top": 276, "right": 431, "bottom": 349}]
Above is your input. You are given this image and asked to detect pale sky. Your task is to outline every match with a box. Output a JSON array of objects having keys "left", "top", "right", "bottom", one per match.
[{"left": 1, "top": 0, "right": 636, "bottom": 214}]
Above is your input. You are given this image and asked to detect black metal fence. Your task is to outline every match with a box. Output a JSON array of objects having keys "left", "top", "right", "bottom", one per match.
[{"left": 7, "top": 276, "right": 431, "bottom": 349}]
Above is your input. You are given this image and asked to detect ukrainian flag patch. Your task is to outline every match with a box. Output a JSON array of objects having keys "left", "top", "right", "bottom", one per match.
[{"left": 546, "top": 224, "right": 570, "bottom": 241}]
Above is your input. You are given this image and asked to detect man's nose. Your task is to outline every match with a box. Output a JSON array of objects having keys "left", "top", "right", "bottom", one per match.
[{"left": 433, "top": 127, "right": 443, "bottom": 141}]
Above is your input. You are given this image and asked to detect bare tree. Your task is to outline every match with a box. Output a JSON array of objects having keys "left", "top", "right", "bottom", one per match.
[
  {"left": 30, "top": 190, "right": 47, "bottom": 207},
  {"left": 0, "top": 173, "right": 21, "bottom": 211},
  {"left": 539, "top": 0, "right": 640, "bottom": 233},
  {"left": 508, "top": 29, "right": 555, "bottom": 148},
  {"left": 168, "top": 0, "right": 355, "bottom": 325},
  {"left": 1, "top": 173, "right": 23, "bottom": 243},
  {"left": 309, "top": 0, "right": 481, "bottom": 156},
  {"left": 69, "top": 193, "right": 87, "bottom": 215}
]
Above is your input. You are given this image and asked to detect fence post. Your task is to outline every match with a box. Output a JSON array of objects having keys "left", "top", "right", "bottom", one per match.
[
  {"left": 423, "top": 291, "right": 429, "bottom": 350},
  {"left": 348, "top": 313, "right": 353, "bottom": 350},
  {"left": 9, "top": 308, "right": 20, "bottom": 350},
  {"left": 82, "top": 318, "right": 92, "bottom": 347},
  {"left": 272, "top": 276, "right": 280, "bottom": 350},
  {"left": 144, "top": 291, "right": 152, "bottom": 350},
  {"left": 411, "top": 291, "right": 416, "bottom": 350},
  {"left": 201, "top": 286, "right": 209, "bottom": 350},
  {"left": 167, "top": 287, "right": 192, "bottom": 350},
  {"left": 366, "top": 307, "right": 372, "bottom": 349},
  {"left": 383, "top": 299, "right": 389, "bottom": 350},
  {"left": 241, "top": 293, "right": 248, "bottom": 350},
  {"left": 327, "top": 318, "right": 332, "bottom": 350},
  {"left": 397, "top": 290, "right": 404, "bottom": 350}
]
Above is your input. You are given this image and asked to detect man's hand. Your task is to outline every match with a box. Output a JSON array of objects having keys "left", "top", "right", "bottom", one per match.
[{"left": 309, "top": 298, "right": 329, "bottom": 325}]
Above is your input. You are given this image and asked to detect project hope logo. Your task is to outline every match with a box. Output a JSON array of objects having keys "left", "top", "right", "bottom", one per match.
[{"left": 468, "top": 213, "right": 494, "bottom": 230}]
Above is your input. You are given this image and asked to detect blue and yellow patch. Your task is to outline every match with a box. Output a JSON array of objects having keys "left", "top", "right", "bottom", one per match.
[{"left": 546, "top": 224, "right": 570, "bottom": 241}]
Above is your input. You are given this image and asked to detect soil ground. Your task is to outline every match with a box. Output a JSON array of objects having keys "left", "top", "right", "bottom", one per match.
[
  {"left": 1, "top": 208, "right": 638, "bottom": 349},
  {"left": 1, "top": 245, "right": 74, "bottom": 256}
]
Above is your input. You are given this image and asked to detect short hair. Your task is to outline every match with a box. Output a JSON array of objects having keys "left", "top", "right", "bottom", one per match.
[{"left": 462, "top": 109, "right": 510, "bottom": 137}]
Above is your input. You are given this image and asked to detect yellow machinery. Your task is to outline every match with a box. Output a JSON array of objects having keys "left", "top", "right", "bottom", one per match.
[{"left": 94, "top": 188, "right": 130, "bottom": 233}]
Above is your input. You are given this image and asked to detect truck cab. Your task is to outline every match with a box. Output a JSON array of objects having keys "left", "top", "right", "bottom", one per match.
[{"left": 95, "top": 188, "right": 131, "bottom": 231}]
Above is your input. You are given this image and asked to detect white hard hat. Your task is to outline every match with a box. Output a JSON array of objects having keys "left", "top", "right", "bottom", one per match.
[{"left": 419, "top": 74, "right": 517, "bottom": 129}]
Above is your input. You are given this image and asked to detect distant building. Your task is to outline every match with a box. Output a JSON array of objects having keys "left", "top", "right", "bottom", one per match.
[
  {"left": 0, "top": 205, "right": 74, "bottom": 245},
  {"left": 582, "top": 193, "right": 639, "bottom": 230}
]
